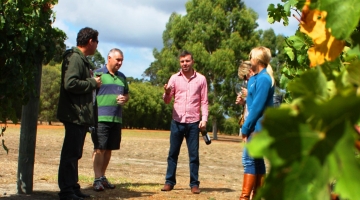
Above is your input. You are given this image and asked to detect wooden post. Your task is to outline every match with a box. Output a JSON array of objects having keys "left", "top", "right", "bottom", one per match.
[{"left": 17, "top": 62, "right": 42, "bottom": 194}]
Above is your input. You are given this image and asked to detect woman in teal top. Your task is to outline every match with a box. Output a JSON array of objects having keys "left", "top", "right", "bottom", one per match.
[{"left": 239, "top": 47, "right": 275, "bottom": 200}]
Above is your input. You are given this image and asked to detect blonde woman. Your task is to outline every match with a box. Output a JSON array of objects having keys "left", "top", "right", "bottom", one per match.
[{"left": 239, "top": 47, "right": 275, "bottom": 200}]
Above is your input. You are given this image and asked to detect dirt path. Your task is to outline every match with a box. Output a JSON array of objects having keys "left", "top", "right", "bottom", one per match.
[{"left": 0, "top": 124, "right": 245, "bottom": 199}]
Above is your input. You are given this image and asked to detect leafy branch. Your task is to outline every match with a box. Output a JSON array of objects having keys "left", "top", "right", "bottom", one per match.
[
  {"left": 0, "top": 125, "right": 8, "bottom": 154},
  {"left": 249, "top": 0, "right": 360, "bottom": 199}
]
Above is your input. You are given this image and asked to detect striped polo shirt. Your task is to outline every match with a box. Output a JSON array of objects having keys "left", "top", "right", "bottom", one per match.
[{"left": 95, "top": 66, "right": 129, "bottom": 123}]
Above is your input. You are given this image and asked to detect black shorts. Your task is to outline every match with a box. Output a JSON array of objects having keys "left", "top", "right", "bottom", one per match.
[{"left": 91, "top": 122, "right": 122, "bottom": 150}]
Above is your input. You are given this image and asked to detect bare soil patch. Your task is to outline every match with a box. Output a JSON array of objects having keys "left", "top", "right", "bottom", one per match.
[{"left": 0, "top": 124, "right": 245, "bottom": 199}]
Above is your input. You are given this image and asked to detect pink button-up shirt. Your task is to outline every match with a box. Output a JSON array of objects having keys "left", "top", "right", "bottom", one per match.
[{"left": 163, "top": 71, "right": 208, "bottom": 123}]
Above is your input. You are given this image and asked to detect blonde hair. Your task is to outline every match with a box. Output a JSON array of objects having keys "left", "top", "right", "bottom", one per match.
[
  {"left": 266, "top": 64, "right": 275, "bottom": 87},
  {"left": 249, "top": 46, "right": 275, "bottom": 86},
  {"left": 238, "top": 60, "right": 251, "bottom": 80}
]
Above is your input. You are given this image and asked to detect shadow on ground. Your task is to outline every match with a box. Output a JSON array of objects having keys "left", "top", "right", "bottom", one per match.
[
  {"left": 1, "top": 183, "right": 158, "bottom": 200},
  {"left": 1, "top": 183, "right": 235, "bottom": 199}
]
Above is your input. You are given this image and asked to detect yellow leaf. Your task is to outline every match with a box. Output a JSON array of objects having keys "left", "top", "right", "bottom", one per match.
[{"left": 299, "top": 0, "right": 345, "bottom": 67}]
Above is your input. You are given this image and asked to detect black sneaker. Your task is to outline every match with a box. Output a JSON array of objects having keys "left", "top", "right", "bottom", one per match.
[
  {"left": 93, "top": 179, "right": 104, "bottom": 191},
  {"left": 74, "top": 190, "right": 90, "bottom": 198},
  {"left": 101, "top": 176, "right": 116, "bottom": 189}
]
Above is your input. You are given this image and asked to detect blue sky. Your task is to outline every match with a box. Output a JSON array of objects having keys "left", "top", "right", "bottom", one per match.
[{"left": 53, "top": 0, "right": 299, "bottom": 79}]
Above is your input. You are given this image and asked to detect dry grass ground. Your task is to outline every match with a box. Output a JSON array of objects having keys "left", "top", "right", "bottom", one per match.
[{"left": 0, "top": 124, "right": 245, "bottom": 200}]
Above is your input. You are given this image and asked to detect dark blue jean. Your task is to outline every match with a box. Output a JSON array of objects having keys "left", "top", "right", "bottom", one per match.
[
  {"left": 165, "top": 120, "right": 200, "bottom": 188},
  {"left": 242, "top": 133, "right": 266, "bottom": 174},
  {"left": 58, "top": 122, "right": 87, "bottom": 197}
]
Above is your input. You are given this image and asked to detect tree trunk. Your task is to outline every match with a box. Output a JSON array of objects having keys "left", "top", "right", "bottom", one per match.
[
  {"left": 17, "top": 63, "right": 42, "bottom": 194},
  {"left": 212, "top": 118, "right": 218, "bottom": 140}
]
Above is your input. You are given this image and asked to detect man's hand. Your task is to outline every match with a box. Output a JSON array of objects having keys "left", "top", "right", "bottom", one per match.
[
  {"left": 95, "top": 76, "right": 102, "bottom": 88},
  {"left": 199, "top": 121, "right": 207, "bottom": 131},
  {"left": 164, "top": 84, "right": 172, "bottom": 95},
  {"left": 116, "top": 94, "right": 127, "bottom": 106}
]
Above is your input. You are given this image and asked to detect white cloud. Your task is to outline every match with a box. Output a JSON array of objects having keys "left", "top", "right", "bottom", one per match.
[{"left": 52, "top": 0, "right": 299, "bottom": 79}]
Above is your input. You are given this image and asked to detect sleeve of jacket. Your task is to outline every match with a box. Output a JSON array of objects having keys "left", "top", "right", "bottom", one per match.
[
  {"left": 64, "top": 54, "right": 97, "bottom": 94},
  {"left": 241, "top": 75, "right": 272, "bottom": 136}
]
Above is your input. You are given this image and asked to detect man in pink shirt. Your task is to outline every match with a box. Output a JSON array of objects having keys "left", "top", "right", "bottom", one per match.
[{"left": 161, "top": 50, "right": 209, "bottom": 194}]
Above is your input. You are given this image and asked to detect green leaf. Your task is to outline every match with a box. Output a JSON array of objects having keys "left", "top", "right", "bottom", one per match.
[
  {"left": 317, "top": 0, "right": 360, "bottom": 39},
  {"left": 267, "top": 16, "right": 275, "bottom": 24},
  {"left": 346, "top": 60, "right": 360, "bottom": 87},
  {"left": 327, "top": 122, "right": 360, "bottom": 199},
  {"left": 287, "top": 67, "right": 328, "bottom": 99},
  {"left": 344, "top": 32, "right": 360, "bottom": 61},
  {"left": 284, "top": 47, "right": 295, "bottom": 61},
  {"left": 287, "top": 35, "right": 308, "bottom": 51}
]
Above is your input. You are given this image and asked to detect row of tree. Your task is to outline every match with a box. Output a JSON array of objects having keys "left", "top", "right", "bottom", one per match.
[
  {"left": 33, "top": 0, "right": 286, "bottom": 136},
  {"left": 38, "top": 63, "right": 247, "bottom": 134}
]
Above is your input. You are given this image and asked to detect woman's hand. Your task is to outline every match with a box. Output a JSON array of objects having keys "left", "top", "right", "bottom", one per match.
[
  {"left": 235, "top": 95, "right": 245, "bottom": 105},
  {"left": 241, "top": 88, "right": 248, "bottom": 97}
]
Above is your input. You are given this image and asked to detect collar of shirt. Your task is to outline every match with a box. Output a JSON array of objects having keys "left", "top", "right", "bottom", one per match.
[
  {"left": 177, "top": 70, "right": 197, "bottom": 79},
  {"left": 254, "top": 68, "right": 267, "bottom": 77},
  {"left": 98, "top": 64, "right": 119, "bottom": 76}
]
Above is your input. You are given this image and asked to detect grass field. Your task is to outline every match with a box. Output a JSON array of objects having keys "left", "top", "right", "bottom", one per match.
[{"left": 0, "top": 124, "right": 245, "bottom": 200}]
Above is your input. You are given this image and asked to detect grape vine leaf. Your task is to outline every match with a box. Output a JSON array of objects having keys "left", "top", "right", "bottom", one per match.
[
  {"left": 287, "top": 67, "right": 328, "bottom": 99},
  {"left": 312, "top": 0, "right": 360, "bottom": 40},
  {"left": 267, "top": 3, "right": 289, "bottom": 26},
  {"left": 299, "top": 3, "right": 345, "bottom": 67},
  {"left": 344, "top": 32, "right": 360, "bottom": 61},
  {"left": 248, "top": 67, "right": 360, "bottom": 199}
]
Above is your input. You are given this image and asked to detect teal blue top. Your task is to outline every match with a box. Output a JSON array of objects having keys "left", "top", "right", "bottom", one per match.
[{"left": 241, "top": 68, "right": 274, "bottom": 136}]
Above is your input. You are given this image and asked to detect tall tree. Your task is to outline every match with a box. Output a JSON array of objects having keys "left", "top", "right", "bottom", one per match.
[
  {"left": 39, "top": 64, "right": 61, "bottom": 124},
  {"left": 0, "top": 0, "right": 66, "bottom": 194},
  {"left": 144, "top": 0, "right": 260, "bottom": 139},
  {"left": 259, "top": 28, "right": 277, "bottom": 56},
  {"left": 87, "top": 49, "right": 105, "bottom": 69}
]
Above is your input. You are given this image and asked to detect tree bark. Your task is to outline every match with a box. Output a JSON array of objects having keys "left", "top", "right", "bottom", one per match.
[
  {"left": 17, "top": 63, "right": 42, "bottom": 194},
  {"left": 212, "top": 118, "right": 218, "bottom": 140}
]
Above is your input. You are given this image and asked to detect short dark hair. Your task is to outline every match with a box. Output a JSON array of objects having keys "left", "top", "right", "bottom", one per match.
[
  {"left": 76, "top": 27, "right": 99, "bottom": 47},
  {"left": 179, "top": 50, "right": 193, "bottom": 60}
]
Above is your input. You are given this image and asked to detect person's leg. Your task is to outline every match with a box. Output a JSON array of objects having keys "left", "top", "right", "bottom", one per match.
[
  {"left": 100, "top": 123, "right": 121, "bottom": 189},
  {"left": 91, "top": 122, "right": 111, "bottom": 191},
  {"left": 184, "top": 121, "right": 200, "bottom": 189},
  {"left": 252, "top": 173, "right": 265, "bottom": 199},
  {"left": 93, "top": 149, "right": 106, "bottom": 178},
  {"left": 58, "top": 122, "right": 87, "bottom": 199},
  {"left": 240, "top": 137, "right": 256, "bottom": 200},
  {"left": 102, "top": 150, "right": 112, "bottom": 175},
  {"left": 164, "top": 120, "right": 185, "bottom": 187},
  {"left": 252, "top": 133, "right": 266, "bottom": 199}
]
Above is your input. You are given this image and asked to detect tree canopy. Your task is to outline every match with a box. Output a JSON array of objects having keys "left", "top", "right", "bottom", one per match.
[
  {"left": 39, "top": 64, "right": 61, "bottom": 124},
  {"left": 0, "top": 0, "right": 66, "bottom": 122}
]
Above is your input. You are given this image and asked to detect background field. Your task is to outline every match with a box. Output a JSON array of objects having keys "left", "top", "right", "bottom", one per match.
[{"left": 0, "top": 124, "right": 245, "bottom": 200}]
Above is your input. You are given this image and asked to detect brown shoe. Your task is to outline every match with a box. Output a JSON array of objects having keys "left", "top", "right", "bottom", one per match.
[
  {"left": 161, "top": 184, "right": 174, "bottom": 191},
  {"left": 191, "top": 186, "right": 200, "bottom": 194}
]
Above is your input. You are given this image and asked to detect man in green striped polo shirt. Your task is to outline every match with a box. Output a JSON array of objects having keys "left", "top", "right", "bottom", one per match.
[{"left": 91, "top": 48, "right": 129, "bottom": 191}]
